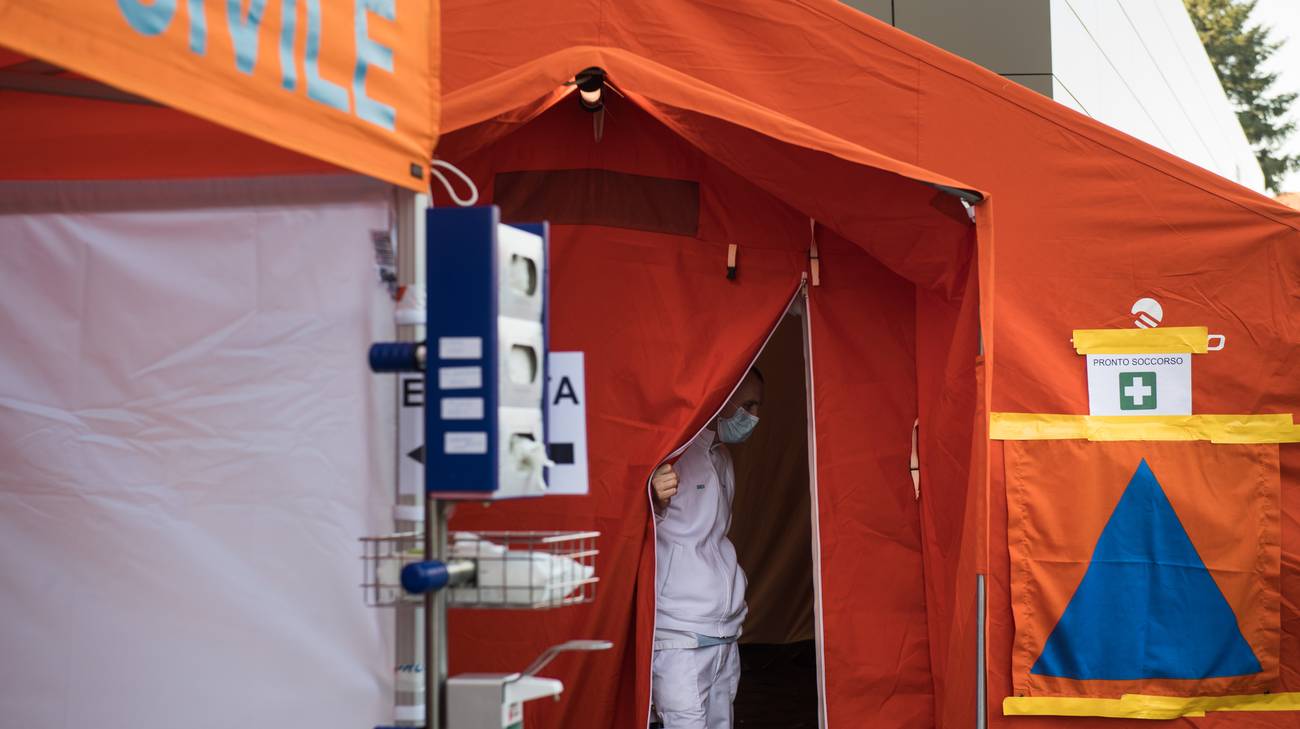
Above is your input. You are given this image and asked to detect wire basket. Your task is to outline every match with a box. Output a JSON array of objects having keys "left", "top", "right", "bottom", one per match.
[
  {"left": 360, "top": 530, "right": 423, "bottom": 607},
  {"left": 361, "top": 530, "right": 599, "bottom": 609}
]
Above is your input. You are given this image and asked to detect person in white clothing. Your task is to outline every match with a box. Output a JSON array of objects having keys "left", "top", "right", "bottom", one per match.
[{"left": 650, "top": 367, "right": 764, "bottom": 729}]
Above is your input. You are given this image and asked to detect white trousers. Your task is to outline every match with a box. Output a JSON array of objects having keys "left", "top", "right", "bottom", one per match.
[{"left": 652, "top": 643, "right": 741, "bottom": 729}]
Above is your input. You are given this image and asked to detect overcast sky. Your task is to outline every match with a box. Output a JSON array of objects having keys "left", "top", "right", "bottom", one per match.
[{"left": 1252, "top": 0, "right": 1300, "bottom": 193}]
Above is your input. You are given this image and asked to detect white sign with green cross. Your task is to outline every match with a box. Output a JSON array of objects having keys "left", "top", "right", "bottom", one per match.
[{"left": 1085, "top": 353, "right": 1192, "bottom": 416}]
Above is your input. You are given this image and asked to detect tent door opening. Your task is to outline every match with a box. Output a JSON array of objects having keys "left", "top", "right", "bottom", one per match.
[{"left": 729, "top": 293, "right": 820, "bottom": 729}]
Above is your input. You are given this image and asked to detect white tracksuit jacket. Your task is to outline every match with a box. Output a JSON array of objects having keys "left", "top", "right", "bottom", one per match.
[{"left": 655, "top": 428, "right": 748, "bottom": 638}]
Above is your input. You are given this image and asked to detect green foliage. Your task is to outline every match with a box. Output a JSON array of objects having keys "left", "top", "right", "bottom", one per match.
[{"left": 1186, "top": 0, "right": 1300, "bottom": 192}]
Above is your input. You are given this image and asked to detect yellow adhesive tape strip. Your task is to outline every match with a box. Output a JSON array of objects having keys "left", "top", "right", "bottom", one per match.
[
  {"left": 989, "top": 413, "right": 1300, "bottom": 444},
  {"left": 1072, "top": 326, "right": 1208, "bottom": 354},
  {"left": 1004, "top": 692, "right": 1300, "bottom": 720}
]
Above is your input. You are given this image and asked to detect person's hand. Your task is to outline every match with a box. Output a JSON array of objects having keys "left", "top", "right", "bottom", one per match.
[{"left": 651, "top": 463, "right": 679, "bottom": 507}]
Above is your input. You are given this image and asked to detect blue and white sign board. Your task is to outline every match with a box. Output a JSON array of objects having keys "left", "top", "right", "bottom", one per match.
[
  {"left": 399, "top": 352, "right": 588, "bottom": 496},
  {"left": 424, "top": 206, "right": 549, "bottom": 499},
  {"left": 545, "top": 352, "right": 589, "bottom": 495},
  {"left": 1086, "top": 353, "right": 1192, "bottom": 416}
]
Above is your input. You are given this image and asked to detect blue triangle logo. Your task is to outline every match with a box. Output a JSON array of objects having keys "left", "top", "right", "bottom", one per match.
[{"left": 1031, "top": 459, "right": 1261, "bottom": 680}]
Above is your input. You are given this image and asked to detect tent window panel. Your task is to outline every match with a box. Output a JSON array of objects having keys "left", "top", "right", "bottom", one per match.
[{"left": 494, "top": 169, "right": 700, "bottom": 236}]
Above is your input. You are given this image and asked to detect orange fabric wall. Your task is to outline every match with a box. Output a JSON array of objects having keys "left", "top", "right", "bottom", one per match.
[
  {"left": 807, "top": 229, "right": 932, "bottom": 726},
  {"left": 916, "top": 259, "right": 983, "bottom": 726},
  {"left": 0, "top": 89, "right": 339, "bottom": 181}
]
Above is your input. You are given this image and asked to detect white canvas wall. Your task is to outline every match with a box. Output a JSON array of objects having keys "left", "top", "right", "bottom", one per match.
[
  {"left": 1050, "top": 0, "right": 1265, "bottom": 192},
  {"left": 0, "top": 176, "right": 398, "bottom": 729}
]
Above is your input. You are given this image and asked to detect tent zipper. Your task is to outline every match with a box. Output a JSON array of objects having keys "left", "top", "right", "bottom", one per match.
[{"left": 800, "top": 277, "right": 829, "bottom": 729}]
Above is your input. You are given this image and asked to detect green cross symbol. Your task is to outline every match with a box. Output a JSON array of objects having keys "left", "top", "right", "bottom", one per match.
[{"left": 1119, "top": 371, "right": 1157, "bottom": 411}]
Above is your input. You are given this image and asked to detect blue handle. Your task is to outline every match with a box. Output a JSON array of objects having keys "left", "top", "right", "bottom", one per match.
[
  {"left": 368, "top": 342, "right": 422, "bottom": 373},
  {"left": 401, "top": 560, "right": 451, "bottom": 595}
]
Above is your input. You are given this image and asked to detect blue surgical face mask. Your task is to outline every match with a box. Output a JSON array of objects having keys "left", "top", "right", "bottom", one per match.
[{"left": 717, "top": 407, "right": 759, "bottom": 443}]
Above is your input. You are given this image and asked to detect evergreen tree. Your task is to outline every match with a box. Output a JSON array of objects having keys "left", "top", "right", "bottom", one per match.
[{"left": 1186, "top": 0, "right": 1299, "bottom": 192}]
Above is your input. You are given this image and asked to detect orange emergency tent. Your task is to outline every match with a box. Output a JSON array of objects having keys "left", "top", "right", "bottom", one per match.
[
  {"left": 431, "top": 2, "right": 1300, "bottom": 728},
  {"left": 0, "top": 0, "right": 438, "bottom": 188}
]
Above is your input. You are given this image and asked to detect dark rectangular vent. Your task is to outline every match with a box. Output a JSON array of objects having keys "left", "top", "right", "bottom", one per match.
[{"left": 494, "top": 168, "right": 700, "bottom": 236}]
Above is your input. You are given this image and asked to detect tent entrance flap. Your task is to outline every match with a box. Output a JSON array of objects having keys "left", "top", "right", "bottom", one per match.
[{"left": 649, "top": 290, "right": 823, "bottom": 728}]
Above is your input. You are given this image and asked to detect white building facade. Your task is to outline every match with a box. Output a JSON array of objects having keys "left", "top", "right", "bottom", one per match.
[{"left": 846, "top": 0, "right": 1266, "bottom": 192}]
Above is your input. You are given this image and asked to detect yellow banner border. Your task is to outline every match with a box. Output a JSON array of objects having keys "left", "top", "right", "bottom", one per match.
[
  {"left": 1004, "top": 692, "right": 1300, "bottom": 719},
  {"left": 989, "top": 413, "right": 1300, "bottom": 444},
  {"left": 1073, "top": 326, "right": 1208, "bottom": 354}
]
